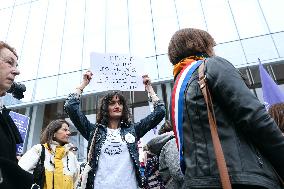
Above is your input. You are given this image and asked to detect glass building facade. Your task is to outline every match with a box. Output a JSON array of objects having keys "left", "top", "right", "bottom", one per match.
[{"left": 1, "top": 0, "right": 284, "bottom": 161}]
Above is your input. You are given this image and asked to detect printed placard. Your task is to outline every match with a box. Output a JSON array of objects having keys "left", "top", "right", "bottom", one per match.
[{"left": 9, "top": 111, "right": 30, "bottom": 154}]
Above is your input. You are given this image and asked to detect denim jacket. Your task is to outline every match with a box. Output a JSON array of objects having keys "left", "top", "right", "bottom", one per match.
[{"left": 64, "top": 93, "right": 165, "bottom": 188}]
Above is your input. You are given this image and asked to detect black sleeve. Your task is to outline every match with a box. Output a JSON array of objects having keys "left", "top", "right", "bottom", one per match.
[
  {"left": 64, "top": 93, "right": 95, "bottom": 140},
  {"left": 2, "top": 107, "right": 23, "bottom": 144},
  {"left": 206, "top": 56, "right": 284, "bottom": 179},
  {"left": 134, "top": 101, "right": 166, "bottom": 139}
]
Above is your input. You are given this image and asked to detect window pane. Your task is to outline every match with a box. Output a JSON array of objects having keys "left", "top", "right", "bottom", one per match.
[
  {"left": 38, "top": 0, "right": 66, "bottom": 77},
  {"left": 157, "top": 54, "right": 173, "bottom": 80},
  {"left": 272, "top": 63, "right": 284, "bottom": 81},
  {"left": 34, "top": 76, "right": 57, "bottom": 100},
  {"left": 18, "top": 0, "right": 48, "bottom": 81},
  {"left": 57, "top": 72, "right": 81, "bottom": 97},
  {"left": 0, "top": 8, "right": 12, "bottom": 40},
  {"left": 5, "top": 3, "right": 30, "bottom": 54},
  {"left": 202, "top": 0, "right": 239, "bottom": 43},
  {"left": 242, "top": 35, "right": 278, "bottom": 63},
  {"left": 105, "top": 0, "right": 129, "bottom": 54},
  {"left": 229, "top": 0, "right": 269, "bottom": 38},
  {"left": 144, "top": 57, "right": 159, "bottom": 81},
  {"left": 20, "top": 79, "right": 35, "bottom": 103},
  {"left": 259, "top": 0, "right": 284, "bottom": 33},
  {"left": 176, "top": 0, "right": 206, "bottom": 30},
  {"left": 272, "top": 32, "right": 284, "bottom": 58},
  {"left": 83, "top": 0, "right": 106, "bottom": 70},
  {"left": 128, "top": 0, "right": 156, "bottom": 57},
  {"left": 214, "top": 41, "right": 247, "bottom": 68},
  {"left": 59, "top": 0, "right": 85, "bottom": 74},
  {"left": 151, "top": 0, "right": 179, "bottom": 54},
  {"left": 0, "top": 1, "right": 14, "bottom": 9},
  {"left": 15, "top": 0, "right": 32, "bottom": 5}
]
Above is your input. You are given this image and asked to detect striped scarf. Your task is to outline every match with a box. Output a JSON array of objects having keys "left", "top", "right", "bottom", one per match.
[
  {"left": 173, "top": 54, "right": 207, "bottom": 78},
  {"left": 171, "top": 55, "right": 207, "bottom": 173}
]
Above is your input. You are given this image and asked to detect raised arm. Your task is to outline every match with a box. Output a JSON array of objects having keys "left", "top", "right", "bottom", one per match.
[
  {"left": 134, "top": 75, "right": 166, "bottom": 139},
  {"left": 143, "top": 74, "right": 160, "bottom": 103},
  {"left": 64, "top": 70, "right": 95, "bottom": 140}
]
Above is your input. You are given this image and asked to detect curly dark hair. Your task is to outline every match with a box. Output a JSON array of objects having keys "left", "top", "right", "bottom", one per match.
[
  {"left": 40, "top": 119, "right": 70, "bottom": 150},
  {"left": 96, "top": 91, "right": 131, "bottom": 126},
  {"left": 0, "top": 41, "right": 18, "bottom": 59},
  {"left": 168, "top": 28, "right": 216, "bottom": 65},
  {"left": 268, "top": 103, "right": 284, "bottom": 133}
]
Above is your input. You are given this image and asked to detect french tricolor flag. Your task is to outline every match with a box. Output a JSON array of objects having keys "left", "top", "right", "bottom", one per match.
[{"left": 171, "top": 60, "right": 203, "bottom": 173}]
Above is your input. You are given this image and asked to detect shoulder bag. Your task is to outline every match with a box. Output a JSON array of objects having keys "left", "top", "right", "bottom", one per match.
[
  {"left": 198, "top": 62, "right": 232, "bottom": 189},
  {"left": 31, "top": 144, "right": 45, "bottom": 189}
]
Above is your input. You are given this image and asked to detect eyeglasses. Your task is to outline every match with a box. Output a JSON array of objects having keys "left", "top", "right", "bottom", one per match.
[{"left": 0, "top": 56, "right": 18, "bottom": 69}]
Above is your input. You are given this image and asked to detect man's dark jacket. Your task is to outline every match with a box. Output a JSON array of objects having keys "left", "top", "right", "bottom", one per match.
[
  {"left": 0, "top": 107, "right": 22, "bottom": 162},
  {"left": 174, "top": 56, "right": 284, "bottom": 189},
  {"left": 0, "top": 107, "right": 33, "bottom": 189}
]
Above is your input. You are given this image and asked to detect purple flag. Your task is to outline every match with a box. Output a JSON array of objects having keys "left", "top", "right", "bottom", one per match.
[{"left": 258, "top": 58, "right": 284, "bottom": 109}]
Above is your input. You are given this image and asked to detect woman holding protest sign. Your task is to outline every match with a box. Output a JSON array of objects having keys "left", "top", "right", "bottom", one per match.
[{"left": 64, "top": 70, "right": 165, "bottom": 189}]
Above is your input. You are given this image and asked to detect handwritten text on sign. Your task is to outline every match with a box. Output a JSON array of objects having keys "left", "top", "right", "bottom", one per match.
[{"left": 90, "top": 53, "right": 145, "bottom": 92}]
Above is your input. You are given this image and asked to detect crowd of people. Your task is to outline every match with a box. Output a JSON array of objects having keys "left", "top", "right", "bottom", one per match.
[{"left": 0, "top": 27, "right": 284, "bottom": 189}]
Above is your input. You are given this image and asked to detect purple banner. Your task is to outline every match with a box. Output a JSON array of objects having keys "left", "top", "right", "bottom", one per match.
[
  {"left": 258, "top": 59, "right": 284, "bottom": 109},
  {"left": 9, "top": 111, "right": 30, "bottom": 154}
]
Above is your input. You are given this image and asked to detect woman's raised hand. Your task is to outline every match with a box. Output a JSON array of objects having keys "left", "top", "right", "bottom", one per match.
[
  {"left": 82, "top": 70, "right": 93, "bottom": 86},
  {"left": 142, "top": 74, "right": 151, "bottom": 90},
  {"left": 76, "top": 70, "right": 93, "bottom": 93},
  {"left": 142, "top": 75, "right": 159, "bottom": 102}
]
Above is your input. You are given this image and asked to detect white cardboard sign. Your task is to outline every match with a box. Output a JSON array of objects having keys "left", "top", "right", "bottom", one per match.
[{"left": 90, "top": 52, "right": 145, "bottom": 92}]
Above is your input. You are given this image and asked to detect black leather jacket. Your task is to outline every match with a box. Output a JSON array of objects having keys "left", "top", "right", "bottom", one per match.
[
  {"left": 175, "top": 56, "right": 284, "bottom": 189},
  {"left": 0, "top": 107, "right": 22, "bottom": 162},
  {"left": 64, "top": 93, "right": 165, "bottom": 188}
]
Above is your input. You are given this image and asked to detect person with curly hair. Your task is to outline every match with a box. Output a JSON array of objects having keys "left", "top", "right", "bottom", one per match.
[
  {"left": 168, "top": 28, "right": 284, "bottom": 189},
  {"left": 268, "top": 103, "right": 284, "bottom": 133},
  {"left": 64, "top": 71, "right": 165, "bottom": 189}
]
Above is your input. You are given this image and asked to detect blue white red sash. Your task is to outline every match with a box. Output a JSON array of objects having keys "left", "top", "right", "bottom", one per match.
[{"left": 171, "top": 60, "right": 203, "bottom": 173}]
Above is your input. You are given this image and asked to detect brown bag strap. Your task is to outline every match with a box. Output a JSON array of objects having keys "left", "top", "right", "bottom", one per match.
[{"left": 198, "top": 62, "right": 232, "bottom": 189}]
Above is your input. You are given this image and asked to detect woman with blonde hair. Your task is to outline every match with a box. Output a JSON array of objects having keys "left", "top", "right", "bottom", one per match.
[{"left": 19, "top": 119, "right": 79, "bottom": 189}]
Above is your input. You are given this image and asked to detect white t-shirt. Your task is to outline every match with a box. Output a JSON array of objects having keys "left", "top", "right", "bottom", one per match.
[{"left": 94, "top": 128, "right": 138, "bottom": 189}]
